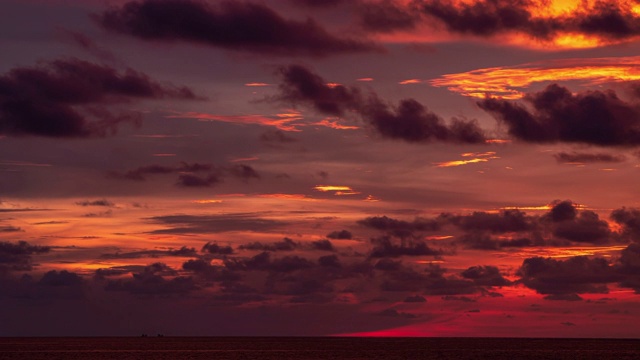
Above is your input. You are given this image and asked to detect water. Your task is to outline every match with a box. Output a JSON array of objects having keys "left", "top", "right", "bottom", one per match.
[{"left": 0, "top": 337, "right": 638, "bottom": 359}]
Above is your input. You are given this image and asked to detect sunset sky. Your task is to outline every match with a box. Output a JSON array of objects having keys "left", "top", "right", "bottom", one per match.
[{"left": 2, "top": 0, "right": 640, "bottom": 337}]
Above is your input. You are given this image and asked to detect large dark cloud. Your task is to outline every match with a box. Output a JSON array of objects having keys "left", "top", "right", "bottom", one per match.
[
  {"left": 326, "top": 230, "right": 353, "bottom": 240},
  {"left": 96, "top": 0, "right": 379, "bottom": 57},
  {"left": 478, "top": 84, "right": 640, "bottom": 146},
  {"left": 518, "top": 256, "right": 618, "bottom": 295},
  {"left": 415, "top": 0, "right": 640, "bottom": 42},
  {"left": 104, "top": 263, "right": 197, "bottom": 295},
  {"left": 100, "top": 246, "right": 197, "bottom": 259},
  {"left": 0, "top": 58, "right": 196, "bottom": 138},
  {"left": 275, "top": 64, "right": 486, "bottom": 143},
  {"left": 0, "top": 241, "right": 50, "bottom": 273},
  {"left": 416, "top": 0, "right": 554, "bottom": 38}
]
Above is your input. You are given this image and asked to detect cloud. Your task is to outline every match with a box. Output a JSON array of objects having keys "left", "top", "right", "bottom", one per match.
[
  {"left": 518, "top": 256, "right": 618, "bottom": 295},
  {"left": 552, "top": 211, "right": 611, "bottom": 243},
  {"left": 554, "top": 152, "right": 627, "bottom": 164},
  {"left": 0, "top": 226, "right": 23, "bottom": 233},
  {"left": 101, "top": 246, "right": 198, "bottom": 259},
  {"left": 238, "top": 238, "right": 299, "bottom": 251},
  {"left": 104, "top": 263, "right": 197, "bottom": 295},
  {"left": 326, "top": 230, "right": 353, "bottom": 240},
  {"left": 310, "top": 239, "right": 335, "bottom": 251},
  {"left": 610, "top": 207, "right": 640, "bottom": 241},
  {"left": 358, "top": 0, "right": 420, "bottom": 33},
  {"left": 430, "top": 56, "right": 640, "bottom": 99},
  {"left": 0, "top": 58, "right": 197, "bottom": 138},
  {"left": 108, "top": 161, "right": 259, "bottom": 187},
  {"left": 260, "top": 129, "right": 297, "bottom": 143},
  {"left": 0, "top": 241, "right": 50, "bottom": 273},
  {"left": 358, "top": 215, "right": 441, "bottom": 239},
  {"left": 75, "top": 199, "right": 115, "bottom": 207},
  {"left": 369, "top": 236, "right": 441, "bottom": 258},
  {"left": 96, "top": 0, "right": 379, "bottom": 57},
  {"left": 445, "top": 209, "right": 531, "bottom": 234},
  {"left": 202, "top": 242, "right": 234, "bottom": 255},
  {"left": 146, "top": 213, "right": 289, "bottom": 234},
  {"left": 460, "top": 265, "right": 510, "bottom": 286},
  {"left": 274, "top": 64, "right": 486, "bottom": 143},
  {"left": 416, "top": 0, "right": 640, "bottom": 48},
  {"left": 403, "top": 294, "right": 427, "bottom": 302},
  {"left": 478, "top": 84, "right": 640, "bottom": 146},
  {"left": 39, "top": 270, "right": 83, "bottom": 287}
]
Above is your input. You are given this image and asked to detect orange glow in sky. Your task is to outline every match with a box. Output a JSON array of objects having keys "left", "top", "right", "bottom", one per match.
[{"left": 431, "top": 56, "right": 640, "bottom": 99}]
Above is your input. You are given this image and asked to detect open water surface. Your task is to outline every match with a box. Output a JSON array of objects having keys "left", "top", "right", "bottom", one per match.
[{"left": 0, "top": 337, "right": 638, "bottom": 360}]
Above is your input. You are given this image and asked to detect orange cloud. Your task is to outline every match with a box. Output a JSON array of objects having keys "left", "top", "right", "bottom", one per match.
[
  {"left": 374, "top": 0, "right": 640, "bottom": 50},
  {"left": 399, "top": 79, "right": 422, "bottom": 85},
  {"left": 310, "top": 118, "right": 359, "bottom": 130},
  {"left": 244, "top": 82, "right": 270, "bottom": 87},
  {"left": 191, "top": 199, "right": 223, "bottom": 204},
  {"left": 257, "top": 194, "right": 318, "bottom": 201},
  {"left": 434, "top": 151, "right": 499, "bottom": 167},
  {"left": 166, "top": 110, "right": 304, "bottom": 131},
  {"left": 431, "top": 56, "right": 640, "bottom": 99},
  {"left": 314, "top": 185, "right": 353, "bottom": 192}
]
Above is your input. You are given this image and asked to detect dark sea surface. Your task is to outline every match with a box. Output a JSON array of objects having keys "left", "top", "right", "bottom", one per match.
[{"left": 0, "top": 337, "right": 638, "bottom": 360}]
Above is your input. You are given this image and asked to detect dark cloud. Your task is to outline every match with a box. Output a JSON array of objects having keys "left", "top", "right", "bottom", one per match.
[
  {"left": 610, "top": 207, "right": 640, "bottom": 242},
  {"left": 517, "top": 256, "right": 618, "bottom": 295},
  {"left": 310, "top": 239, "right": 335, "bottom": 251},
  {"left": 146, "top": 213, "right": 288, "bottom": 234},
  {"left": 326, "top": 230, "right": 352, "bottom": 240},
  {"left": 554, "top": 152, "right": 626, "bottom": 164},
  {"left": 318, "top": 255, "right": 341, "bottom": 268},
  {"left": 369, "top": 236, "right": 440, "bottom": 258},
  {"left": 227, "top": 164, "right": 260, "bottom": 181},
  {"left": 0, "top": 226, "right": 23, "bottom": 233},
  {"left": 182, "top": 259, "right": 241, "bottom": 283},
  {"left": 416, "top": 0, "right": 640, "bottom": 42},
  {"left": 358, "top": 0, "right": 420, "bottom": 33},
  {"left": 403, "top": 294, "right": 427, "bottom": 302},
  {"left": 108, "top": 162, "right": 257, "bottom": 187},
  {"left": 545, "top": 200, "right": 577, "bottom": 223},
  {"left": 544, "top": 293, "right": 583, "bottom": 301},
  {"left": 290, "top": 0, "right": 345, "bottom": 7},
  {"left": 373, "top": 258, "right": 402, "bottom": 271},
  {"left": 445, "top": 209, "right": 531, "bottom": 234},
  {"left": 202, "top": 242, "right": 234, "bottom": 255},
  {"left": 417, "top": 0, "right": 553, "bottom": 38},
  {"left": 552, "top": 211, "right": 611, "bottom": 243},
  {"left": 175, "top": 173, "right": 220, "bottom": 187},
  {"left": 460, "top": 265, "right": 510, "bottom": 286},
  {"left": 100, "top": 246, "right": 197, "bottom": 259},
  {"left": 0, "top": 58, "right": 197, "bottom": 138},
  {"left": 260, "top": 129, "right": 297, "bottom": 143},
  {"left": 478, "top": 84, "right": 640, "bottom": 146},
  {"left": 376, "top": 308, "right": 417, "bottom": 318},
  {"left": 104, "top": 262, "right": 197, "bottom": 295},
  {"left": 0, "top": 241, "right": 50, "bottom": 273},
  {"left": 39, "top": 270, "right": 83, "bottom": 287},
  {"left": 239, "top": 237, "right": 298, "bottom": 251},
  {"left": 358, "top": 215, "right": 441, "bottom": 239},
  {"left": 275, "top": 64, "right": 486, "bottom": 143},
  {"left": 75, "top": 199, "right": 115, "bottom": 207},
  {"left": 96, "top": 0, "right": 379, "bottom": 57}
]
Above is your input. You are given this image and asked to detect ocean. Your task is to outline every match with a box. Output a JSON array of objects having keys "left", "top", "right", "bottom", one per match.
[{"left": 0, "top": 337, "right": 638, "bottom": 359}]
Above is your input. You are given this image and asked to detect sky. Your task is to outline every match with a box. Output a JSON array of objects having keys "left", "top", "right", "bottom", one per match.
[{"left": 1, "top": 0, "right": 640, "bottom": 337}]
